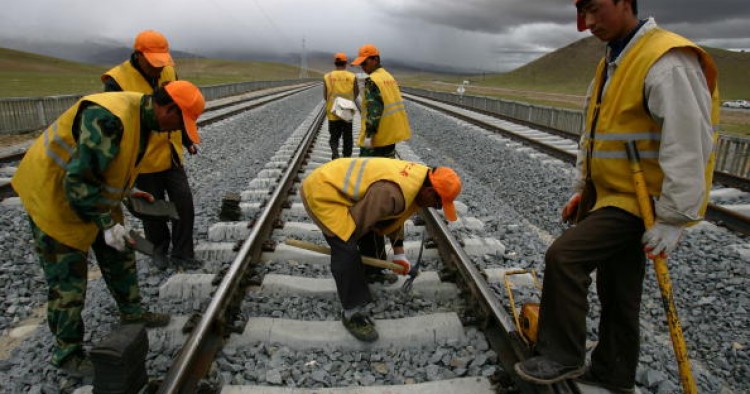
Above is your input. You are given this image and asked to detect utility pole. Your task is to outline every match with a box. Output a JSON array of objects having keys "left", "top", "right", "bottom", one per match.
[{"left": 299, "top": 37, "right": 309, "bottom": 79}]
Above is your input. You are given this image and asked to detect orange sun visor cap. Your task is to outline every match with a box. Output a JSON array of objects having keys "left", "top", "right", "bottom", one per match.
[
  {"left": 164, "top": 81, "right": 205, "bottom": 144},
  {"left": 334, "top": 52, "right": 348, "bottom": 62},
  {"left": 428, "top": 167, "right": 462, "bottom": 222},
  {"left": 134, "top": 30, "right": 175, "bottom": 67},
  {"left": 574, "top": 0, "right": 590, "bottom": 32},
  {"left": 351, "top": 44, "right": 379, "bottom": 66}
]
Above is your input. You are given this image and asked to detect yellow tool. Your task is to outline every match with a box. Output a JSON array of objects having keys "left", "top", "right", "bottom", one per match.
[
  {"left": 503, "top": 269, "right": 542, "bottom": 345},
  {"left": 625, "top": 141, "right": 697, "bottom": 394},
  {"left": 285, "top": 239, "right": 404, "bottom": 272}
]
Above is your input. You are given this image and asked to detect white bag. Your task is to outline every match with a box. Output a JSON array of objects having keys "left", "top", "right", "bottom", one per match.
[{"left": 331, "top": 97, "right": 357, "bottom": 123}]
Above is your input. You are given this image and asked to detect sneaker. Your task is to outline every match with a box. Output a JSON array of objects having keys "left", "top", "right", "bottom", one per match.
[
  {"left": 58, "top": 353, "right": 94, "bottom": 378},
  {"left": 576, "top": 368, "right": 635, "bottom": 393},
  {"left": 121, "top": 311, "right": 171, "bottom": 328},
  {"left": 366, "top": 271, "right": 398, "bottom": 285},
  {"left": 171, "top": 256, "right": 204, "bottom": 270},
  {"left": 342, "top": 312, "right": 379, "bottom": 342},
  {"left": 514, "top": 356, "right": 585, "bottom": 384}
]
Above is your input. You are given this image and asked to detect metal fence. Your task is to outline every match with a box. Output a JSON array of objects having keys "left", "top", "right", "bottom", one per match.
[
  {"left": 404, "top": 87, "right": 750, "bottom": 179},
  {"left": 0, "top": 79, "right": 313, "bottom": 135}
]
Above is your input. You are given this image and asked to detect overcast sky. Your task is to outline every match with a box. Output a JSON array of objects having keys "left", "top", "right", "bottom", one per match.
[{"left": 2, "top": 0, "right": 749, "bottom": 72}]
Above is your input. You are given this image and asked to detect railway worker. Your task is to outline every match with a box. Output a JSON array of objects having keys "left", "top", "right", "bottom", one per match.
[
  {"left": 350, "top": 44, "right": 413, "bottom": 280},
  {"left": 323, "top": 52, "right": 359, "bottom": 160},
  {"left": 102, "top": 30, "right": 202, "bottom": 271},
  {"left": 300, "top": 158, "right": 461, "bottom": 342},
  {"left": 514, "top": 0, "right": 719, "bottom": 391},
  {"left": 11, "top": 81, "right": 206, "bottom": 378}
]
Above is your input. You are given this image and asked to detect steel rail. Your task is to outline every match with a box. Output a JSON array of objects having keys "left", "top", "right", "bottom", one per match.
[
  {"left": 420, "top": 207, "right": 580, "bottom": 394},
  {"left": 157, "top": 105, "right": 325, "bottom": 394}
]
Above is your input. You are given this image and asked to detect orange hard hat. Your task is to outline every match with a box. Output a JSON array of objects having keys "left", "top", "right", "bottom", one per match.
[
  {"left": 134, "top": 30, "right": 175, "bottom": 67},
  {"left": 164, "top": 81, "right": 205, "bottom": 144},
  {"left": 351, "top": 44, "right": 380, "bottom": 66},
  {"left": 334, "top": 52, "right": 348, "bottom": 62},
  {"left": 428, "top": 167, "right": 462, "bottom": 221}
]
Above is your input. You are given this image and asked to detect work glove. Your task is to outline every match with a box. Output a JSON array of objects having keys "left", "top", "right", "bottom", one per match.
[
  {"left": 362, "top": 137, "right": 373, "bottom": 149},
  {"left": 561, "top": 193, "right": 581, "bottom": 223},
  {"left": 104, "top": 224, "right": 133, "bottom": 252},
  {"left": 642, "top": 221, "right": 684, "bottom": 259},
  {"left": 391, "top": 253, "right": 411, "bottom": 275},
  {"left": 130, "top": 187, "right": 155, "bottom": 203}
]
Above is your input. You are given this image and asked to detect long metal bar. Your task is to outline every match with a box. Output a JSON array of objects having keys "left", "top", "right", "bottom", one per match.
[{"left": 157, "top": 105, "right": 325, "bottom": 393}]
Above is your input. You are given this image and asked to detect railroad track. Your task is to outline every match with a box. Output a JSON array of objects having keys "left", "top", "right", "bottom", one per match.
[
  {"left": 143, "top": 100, "right": 589, "bottom": 393},
  {"left": 404, "top": 92, "right": 750, "bottom": 236}
]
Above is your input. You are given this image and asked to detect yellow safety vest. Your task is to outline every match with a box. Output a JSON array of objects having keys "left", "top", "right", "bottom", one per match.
[
  {"left": 358, "top": 68, "right": 411, "bottom": 147},
  {"left": 12, "top": 93, "right": 144, "bottom": 251},
  {"left": 102, "top": 61, "right": 182, "bottom": 174},
  {"left": 324, "top": 70, "right": 356, "bottom": 121},
  {"left": 302, "top": 158, "right": 428, "bottom": 241},
  {"left": 583, "top": 28, "right": 720, "bottom": 219}
]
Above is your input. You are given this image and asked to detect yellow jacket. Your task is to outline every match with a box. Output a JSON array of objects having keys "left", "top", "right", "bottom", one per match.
[
  {"left": 583, "top": 27, "right": 719, "bottom": 221},
  {"left": 102, "top": 60, "right": 182, "bottom": 173},
  {"left": 358, "top": 68, "right": 411, "bottom": 147},
  {"left": 302, "top": 158, "right": 428, "bottom": 241},
  {"left": 12, "top": 93, "right": 144, "bottom": 251},
  {"left": 324, "top": 70, "right": 356, "bottom": 121}
]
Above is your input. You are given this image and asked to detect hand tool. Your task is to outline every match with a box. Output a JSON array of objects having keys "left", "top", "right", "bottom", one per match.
[{"left": 625, "top": 141, "right": 697, "bottom": 394}]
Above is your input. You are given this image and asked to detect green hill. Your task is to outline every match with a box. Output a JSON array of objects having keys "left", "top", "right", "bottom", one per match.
[{"left": 0, "top": 47, "right": 319, "bottom": 98}]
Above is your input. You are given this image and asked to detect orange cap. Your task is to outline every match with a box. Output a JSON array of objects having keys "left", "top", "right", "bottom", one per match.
[
  {"left": 164, "top": 81, "right": 205, "bottom": 144},
  {"left": 134, "top": 30, "right": 175, "bottom": 67},
  {"left": 428, "top": 167, "right": 462, "bottom": 222},
  {"left": 334, "top": 52, "right": 348, "bottom": 62},
  {"left": 351, "top": 44, "right": 380, "bottom": 66},
  {"left": 575, "top": 0, "right": 588, "bottom": 32}
]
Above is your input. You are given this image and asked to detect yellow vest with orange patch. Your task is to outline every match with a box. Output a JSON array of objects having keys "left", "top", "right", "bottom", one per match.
[{"left": 324, "top": 70, "right": 357, "bottom": 121}]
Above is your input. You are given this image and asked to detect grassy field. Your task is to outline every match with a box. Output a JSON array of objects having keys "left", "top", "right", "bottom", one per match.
[{"left": 0, "top": 47, "right": 320, "bottom": 97}]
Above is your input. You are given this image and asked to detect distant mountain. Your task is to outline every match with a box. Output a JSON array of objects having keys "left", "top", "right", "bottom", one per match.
[{"left": 490, "top": 35, "right": 750, "bottom": 99}]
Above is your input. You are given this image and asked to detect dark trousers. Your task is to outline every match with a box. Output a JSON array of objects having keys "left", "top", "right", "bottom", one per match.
[
  {"left": 359, "top": 144, "right": 396, "bottom": 159},
  {"left": 329, "top": 120, "right": 353, "bottom": 159},
  {"left": 536, "top": 207, "right": 645, "bottom": 388},
  {"left": 325, "top": 234, "right": 373, "bottom": 309},
  {"left": 135, "top": 167, "right": 195, "bottom": 259}
]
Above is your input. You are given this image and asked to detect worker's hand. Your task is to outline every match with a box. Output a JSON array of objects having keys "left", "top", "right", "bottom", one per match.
[
  {"left": 129, "top": 188, "right": 155, "bottom": 203},
  {"left": 391, "top": 253, "right": 411, "bottom": 275},
  {"left": 363, "top": 137, "right": 373, "bottom": 149},
  {"left": 561, "top": 193, "right": 582, "bottom": 223},
  {"left": 104, "top": 224, "right": 134, "bottom": 252},
  {"left": 187, "top": 145, "right": 198, "bottom": 155},
  {"left": 642, "top": 221, "right": 684, "bottom": 259}
]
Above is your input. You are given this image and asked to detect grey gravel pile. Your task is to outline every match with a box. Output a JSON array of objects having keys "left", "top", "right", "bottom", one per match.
[
  {"left": 403, "top": 101, "right": 748, "bottom": 393},
  {"left": 214, "top": 327, "right": 499, "bottom": 388}
]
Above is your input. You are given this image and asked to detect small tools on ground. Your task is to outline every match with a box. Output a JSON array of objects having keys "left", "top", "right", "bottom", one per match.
[
  {"left": 402, "top": 229, "right": 427, "bottom": 293},
  {"left": 504, "top": 269, "right": 542, "bottom": 345}
]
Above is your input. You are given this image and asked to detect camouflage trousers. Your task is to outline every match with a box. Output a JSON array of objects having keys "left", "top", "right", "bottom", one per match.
[{"left": 28, "top": 218, "right": 143, "bottom": 366}]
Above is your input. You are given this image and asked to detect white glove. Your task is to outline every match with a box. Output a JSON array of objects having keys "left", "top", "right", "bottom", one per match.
[
  {"left": 391, "top": 253, "right": 411, "bottom": 275},
  {"left": 104, "top": 224, "right": 133, "bottom": 252},
  {"left": 642, "top": 221, "right": 684, "bottom": 258},
  {"left": 129, "top": 187, "right": 154, "bottom": 202},
  {"left": 363, "top": 137, "right": 373, "bottom": 148}
]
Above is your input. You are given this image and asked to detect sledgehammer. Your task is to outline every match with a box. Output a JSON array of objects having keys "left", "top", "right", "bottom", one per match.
[
  {"left": 285, "top": 239, "right": 404, "bottom": 272},
  {"left": 625, "top": 141, "right": 697, "bottom": 394}
]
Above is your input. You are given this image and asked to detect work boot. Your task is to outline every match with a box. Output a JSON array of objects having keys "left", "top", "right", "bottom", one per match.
[
  {"left": 576, "top": 368, "right": 635, "bottom": 393},
  {"left": 331, "top": 152, "right": 340, "bottom": 160},
  {"left": 514, "top": 356, "right": 584, "bottom": 384},
  {"left": 366, "top": 271, "right": 398, "bottom": 285},
  {"left": 121, "top": 311, "right": 171, "bottom": 328},
  {"left": 341, "top": 312, "right": 379, "bottom": 342},
  {"left": 151, "top": 252, "right": 169, "bottom": 271},
  {"left": 57, "top": 353, "right": 95, "bottom": 378},
  {"left": 171, "top": 256, "right": 204, "bottom": 270}
]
